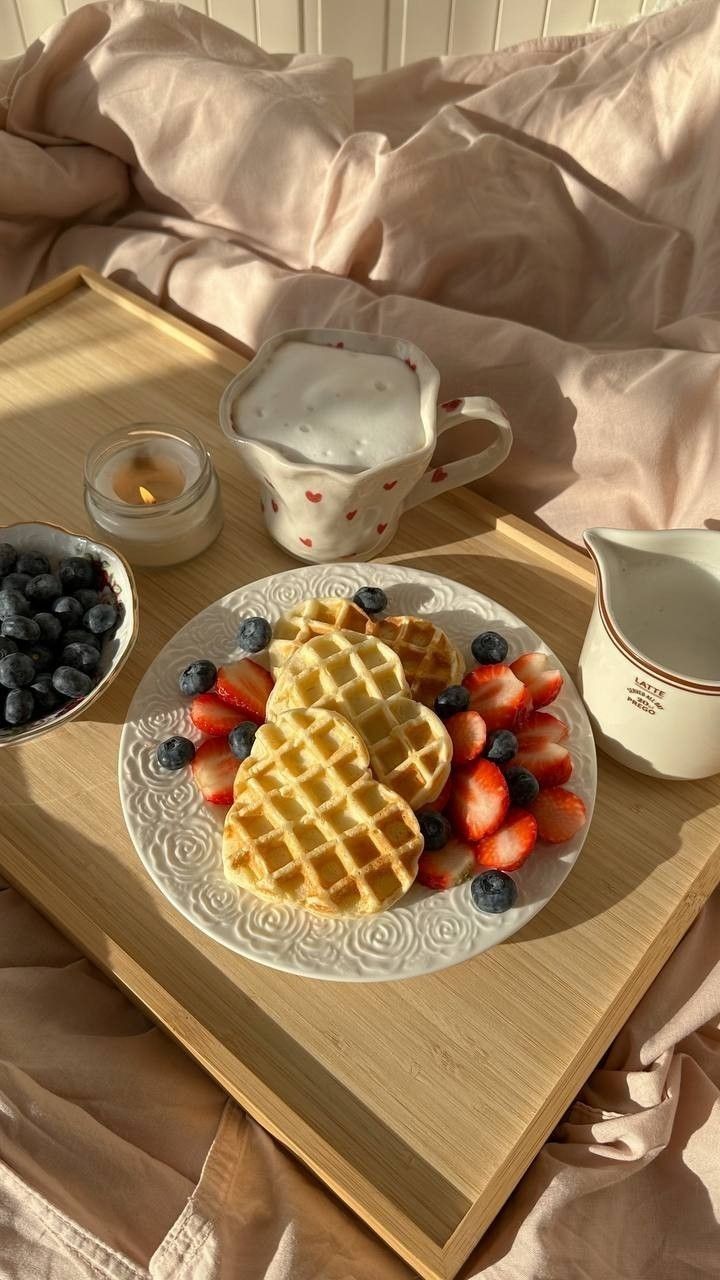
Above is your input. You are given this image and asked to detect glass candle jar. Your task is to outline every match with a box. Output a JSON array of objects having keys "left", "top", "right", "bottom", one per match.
[{"left": 84, "top": 424, "right": 223, "bottom": 568}]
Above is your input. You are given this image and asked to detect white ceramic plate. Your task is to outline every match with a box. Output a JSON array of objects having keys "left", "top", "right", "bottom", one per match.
[{"left": 119, "top": 563, "right": 596, "bottom": 982}]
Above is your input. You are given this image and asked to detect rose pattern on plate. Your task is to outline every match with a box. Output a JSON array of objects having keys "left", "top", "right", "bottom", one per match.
[{"left": 119, "top": 562, "right": 597, "bottom": 982}]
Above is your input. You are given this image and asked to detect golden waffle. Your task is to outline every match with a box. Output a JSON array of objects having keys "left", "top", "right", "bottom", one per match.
[
  {"left": 365, "top": 614, "right": 465, "bottom": 707},
  {"left": 223, "top": 708, "right": 422, "bottom": 917},
  {"left": 268, "top": 596, "right": 370, "bottom": 676},
  {"left": 266, "top": 630, "right": 452, "bottom": 809}
]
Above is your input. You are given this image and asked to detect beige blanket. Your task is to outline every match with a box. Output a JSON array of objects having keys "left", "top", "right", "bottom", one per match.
[{"left": 1, "top": 1, "right": 719, "bottom": 1275}]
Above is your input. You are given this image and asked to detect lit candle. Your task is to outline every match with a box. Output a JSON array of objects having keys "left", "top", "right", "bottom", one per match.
[{"left": 84, "top": 425, "right": 223, "bottom": 568}]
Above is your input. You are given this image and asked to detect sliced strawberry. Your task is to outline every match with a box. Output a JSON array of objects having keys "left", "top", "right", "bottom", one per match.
[
  {"left": 531, "top": 787, "right": 587, "bottom": 843},
  {"left": 449, "top": 758, "right": 509, "bottom": 841},
  {"left": 446, "top": 710, "right": 487, "bottom": 764},
  {"left": 216, "top": 658, "right": 273, "bottom": 723},
  {"left": 191, "top": 737, "right": 238, "bottom": 806},
  {"left": 515, "top": 710, "right": 569, "bottom": 748},
  {"left": 511, "top": 739, "right": 572, "bottom": 789},
  {"left": 462, "top": 664, "right": 531, "bottom": 732},
  {"left": 190, "top": 692, "right": 249, "bottom": 738},
  {"left": 510, "top": 652, "right": 563, "bottom": 709},
  {"left": 418, "top": 776, "right": 452, "bottom": 815},
  {"left": 417, "top": 838, "right": 476, "bottom": 890},
  {"left": 475, "top": 808, "right": 537, "bottom": 872}
]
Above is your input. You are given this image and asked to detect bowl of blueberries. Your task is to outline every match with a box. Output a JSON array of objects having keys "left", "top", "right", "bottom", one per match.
[{"left": 0, "top": 522, "right": 138, "bottom": 745}]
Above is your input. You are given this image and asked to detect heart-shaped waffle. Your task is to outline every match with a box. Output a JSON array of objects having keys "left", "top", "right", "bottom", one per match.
[
  {"left": 267, "top": 596, "right": 370, "bottom": 677},
  {"left": 223, "top": 707, "right": 422, "bottom": 917},
  {"left": 365, "top": 614, "right": 464, "bottom": 708},
  {"left": 266, "top": 630, "right": 452, "bottom": 809}
]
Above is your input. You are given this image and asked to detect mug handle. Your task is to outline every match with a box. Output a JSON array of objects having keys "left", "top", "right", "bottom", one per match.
[{"left": 403, "top": 396, "right": 512, "bottom": 510}]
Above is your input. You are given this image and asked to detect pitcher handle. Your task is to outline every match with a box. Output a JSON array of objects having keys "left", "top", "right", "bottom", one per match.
[{"left": 403, "top": 397, "right": 512, "bottom": 511}]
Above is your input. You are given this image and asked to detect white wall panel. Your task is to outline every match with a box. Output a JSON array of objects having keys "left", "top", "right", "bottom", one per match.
[
  {"left": 255, "top": 0, "right": 300, "bottom": 50},
  {"left": 402, "top": 0, "right": 452, "bottom": 64},
  {"left": 0, "top": 0, "right": 26, "bottom": 56},
  {"left": 208, "top": 0, "right": 255, "bottom": 39},
  {"left": 498, "top": 0, "right": 548, "bottom": 48},
  {"left": 16, "top": 0, "right": 63, "bottom": 42},
  {"left": 317, "top": 0, "right": 386, "bottom": 77},
  {"left": 450, "top": 0, "right": 498, "bottom": 54},
  {"left": 593, "top": 0, "right": 645, "bottom": 25},
  {"left": 544, "top": 0, "right": 594, "bottom": 37}
]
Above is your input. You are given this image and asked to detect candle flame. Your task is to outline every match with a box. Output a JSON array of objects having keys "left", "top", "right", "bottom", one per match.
[{"left": 138, "top": 485, "right": 157, "bottom": 506}]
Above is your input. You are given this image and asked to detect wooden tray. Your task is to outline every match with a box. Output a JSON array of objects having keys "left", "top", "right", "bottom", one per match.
[{"left": 1, "top": 268, "right": 719, "bottom": 1280}]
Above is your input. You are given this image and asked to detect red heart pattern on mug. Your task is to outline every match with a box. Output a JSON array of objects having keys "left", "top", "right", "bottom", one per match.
[
  {"left": 305, "top": 490, "right": 322, "bottom": 503},
  {"left": 431, "top": 467, "right": 448, "bottom": 483},
  {"left": 441, "top": 398, "right": 462, "bottom": 412},
  {"left": 260, "top": 499, "right": 265, "bottom": 512},
  {"left": 300, "top": 536, "right": 313, "bottom": 547},
  {"left": 346, "top": 510, "right": 358, "bottom": 520},
  {"left": 404, "top": 358, "right": 417, "bottom": 372},
  {"left": 271, "top": 499, "right": 279, "bottom": 513},
  {"left": 377, "top": 523, "right": 388, "bottom": 534},
  {"left": 383, "top": 480, "right": 397, "bottom": 490}
]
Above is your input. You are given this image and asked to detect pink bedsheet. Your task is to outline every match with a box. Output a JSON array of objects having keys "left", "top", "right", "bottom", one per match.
[{"left": 1, "top": 1, "right": 719, "bottom": 1276}]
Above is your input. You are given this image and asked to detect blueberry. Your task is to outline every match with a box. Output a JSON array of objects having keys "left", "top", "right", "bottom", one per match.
[
  {"left": 237, "top": 616, "right": 272, "bottom": 653},
  {"left": 433, "top": 684, "right": 470, "bottom": 719},
  {"left": 62, "top": 642, "right": 100, "bottom": 675},
  {"left": 0, "top": 544, "right": 16, "bottom": 575},
  {"left": 17, "top": 552, "right": 50, "bottom": 577},
  {"left": 4, "top": 688, "right": 35, "bottom": 726},
  {"left": 486, "top": 729, "right": 518, "bottom": 765},
  {"left": 27, "top": 644, "right": 55, "bottom": 673},
  {"left": 0, "top": 588, "right": 29, "bottom": 619},
  {"left": 228, "top": 720, "right": 258, "bottom": 761},
  {"left": 34, "top": 612, "right": 64, "bottom": 644},
  {"left": 470, "top": 870, "right": 518, "bottom": 914},
  {"left": 2, "top": 572, "right": 31, "bottom": 594},
  {"left": 73, "top": 588, "right": 100, "bottom": 611},
  {"left": 471, "top": 631, "right": 509, "bottom": 665},
  {"left": 58, "top": 556, "right": 96, "bottom": 591},
  {"left": 52, "top": 596, "right": 84, "bottom": 628},
  {"left": 418, "top": 809, "right": 451, "bottom": 852},
  {"left": 31, "top": 674, "right": 62, "bottom": 713},
  {"left": 156, "top": 736, "right": 196, "bottom": 770},
  {"left": 25, "top": 573, "right": 61, "bottom": 605},
  {"left": 505, "top": 766, "right": 540, "bottom": 807},
  {"left": 352, "top": 586, "right": 388, "bottom": 615},
  {"left": 2, "top": 616, "right": 41, "bottom": 644},
  {"left": 0, "top": 637, "right": 18, "bottom": 661},
  {"left": 52, "top": 666, "right": 92, "bottom": 699},
  {"left": 179, "top": 659, "right": 217, "bottom": 697},
  {"left": 65, "top": 628, "right": 101, "bottom": 651},
  {"left": 0, "top": 652, "right": 35, "bottom": 689},
  {"left": 84, "top": 602, "right": 117, "bottom": 635}
]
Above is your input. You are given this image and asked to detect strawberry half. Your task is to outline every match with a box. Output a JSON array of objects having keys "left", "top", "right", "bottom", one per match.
[
  {"left": 511, "top": 739, "right": 573, "bottom": 789},
  {"left": 449, "top": 758, "right": 509, "bottom": 841},
  {"left": 462, "top": 663, "right": 531, "bottom": 732},
  {"left": 216, "top": 658, "right": 273, "bottom": 723},
  {"left": 515, "top": 710, "right": 568, "bottom": 748},
  {"left": 531, "top": 787, "right": 587, "bottom": 843},
  {"left": 419, "top": 776, "right": 452, "bottom": 814},
  {"left": 475, "top": 807, "right": 537, "bottom": 872},
  {"left": 191, "top": 737, "right": 238, "bottom": 806},
  {"left": 190, "top": 692, "right": 249, "bottom": 738},
  {"left": 417, "top": 838, "right": 476, "bottom": 890},
  {"left": 510, "top": 652, "right": 563, "bottom": 709},
  {"left": 446, "top": 710, "right": 487, "bottom": 764}
]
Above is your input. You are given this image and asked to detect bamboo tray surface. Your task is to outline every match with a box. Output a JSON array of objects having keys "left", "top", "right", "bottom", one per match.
[{"left": 0, "top": 269, "right": 718, "bottom": 1280}]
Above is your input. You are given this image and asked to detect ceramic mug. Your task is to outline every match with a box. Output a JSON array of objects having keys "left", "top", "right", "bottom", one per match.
[{"left": 218, "top": 327, "right": 512, "bottom": 562}]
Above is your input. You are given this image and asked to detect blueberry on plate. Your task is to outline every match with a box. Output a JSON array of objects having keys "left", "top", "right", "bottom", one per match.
[
  {"left": 352, "top": 586, "right": 388, "bottom": 615},
  {"left": 0, "top": 652, "right": 36, "bottom": 689},
  {"left": 433, "top": 684, "right": 470, "bottom": 719},
  {"left": 471, "top": 631, "right": 509, "bottom": 665},
  {"left": 25, "top": 573, "right": 62, "bottom": 605},
  {"left": 0, "top": 637, "right": 19, "bottom": 661},
  {"left": 64, "top": 627, "right": 101, "bottom": 651},
  {"left": 16, "top": 552, "right": 50, "bottom": 578},
  {"left": 27, "top": 644, "right": 55, "bottom": 674},
  {"left": 470, "top": 869, "right": 518, "bottom": 914},
  {"left": 58, "top": 556, "right": 96, "bottom": 591},
  {"left": 52, "top": 596, "right": 84, "bottom": 627},
  {"left": 237, "top": 616, "right": 272, "bottom": 653},
  {"left": 0, "top": 588, "right": 30, "bottom": 619},
  {"left": 418, "top": 809, "right": 451, "bottom": 852},
  {"left": 179, "top": 659, "right": 217, "bottom": 697},
  {"left": 156, "top": 735, "right": 196, "bottom": 770},
  {"left": 31, "top": 674, "right": 61, "bottom": 713},
  {"left": 2, "top": 615, "right": 41, "bottom": 645},
  {"left": 0, "top": 544, "right": 16, "bottom": 575},
  {"left": 73, "top": 588, "right": 100, "bottom": 611},
  {"left": 505, "top": 766, "right": 540, "bottom": 807},
  {"left": 84, "top": 602, "right": 117, "bottom": 635},
  {"left": 61, "top": 642, "right": 100, "bottom": 675},
  {"left": 4, "top": 688, "right": 35, "bottom": 726},
  {"left": 51, "top": 666, "right": 92, "bottom": 699},
  {"left": 34, "top": 612, "right": 64, "bottom": 644},
  {"left": 228, "top": 720, "right": 258, "bottom": 761},
  {"left": 2, "top": 572, "right": 32, "bottom": 594},
  {"left": 486, "top": 729, "right": 518, "bottom": 765}
]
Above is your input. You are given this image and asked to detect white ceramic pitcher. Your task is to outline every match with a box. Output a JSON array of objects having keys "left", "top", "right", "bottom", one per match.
[
  {"left": 218, "top": 327, "right": 512, "bottom": 562},
  {"left": 578, "top": 528, "right": 720, "bottom": 780}
]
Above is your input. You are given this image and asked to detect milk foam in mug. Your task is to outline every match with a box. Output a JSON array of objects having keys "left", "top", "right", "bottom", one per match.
[{"left": 219, "top": 328, "right": 513, "bottom": 562}]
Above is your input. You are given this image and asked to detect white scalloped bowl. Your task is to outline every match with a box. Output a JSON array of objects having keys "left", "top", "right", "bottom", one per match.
[{"left": 0, "top": 522, "right": 138, "bottom": 747}]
